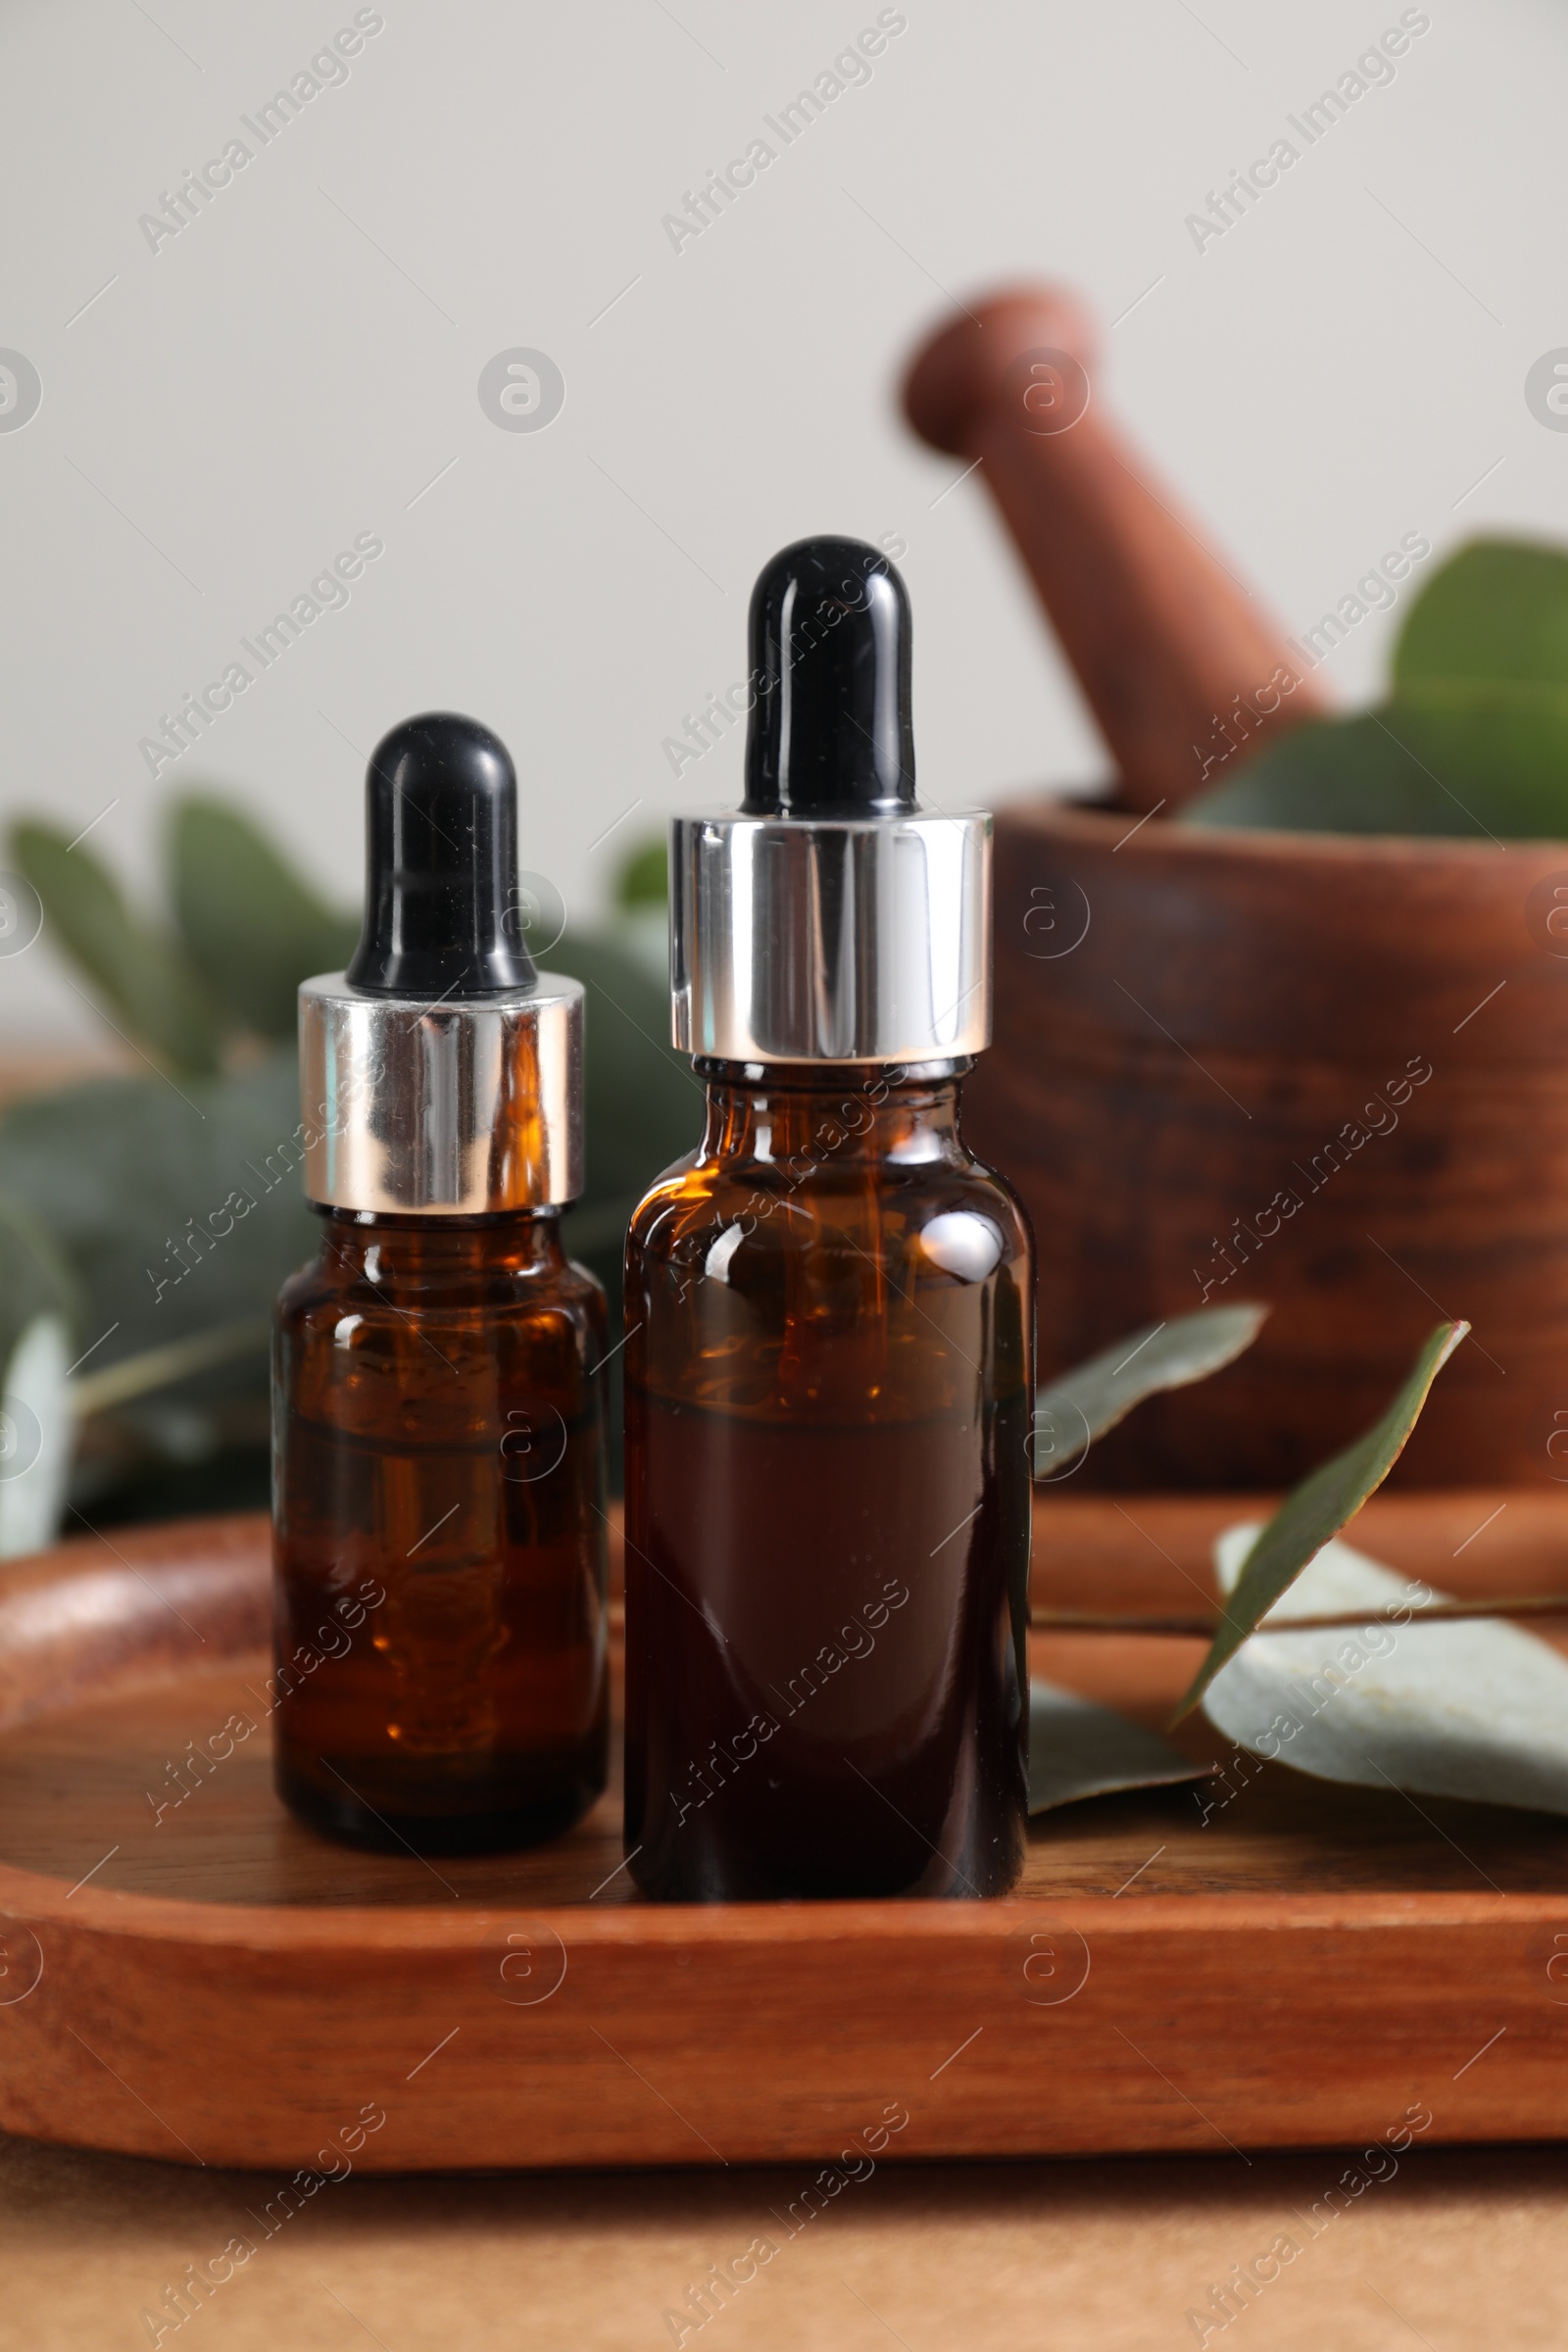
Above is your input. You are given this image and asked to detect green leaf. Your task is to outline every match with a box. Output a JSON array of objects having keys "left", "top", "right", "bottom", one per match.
[
  {"left": 11, "top": 822, "right": 225, "bottom": 1074},
  {"left": 0, "top": 1314, "right": 74, "bottom": 1558},
  {"left": 0, "top": 936, "right": 694, "bottom": 1499},
  {"left": 1033, "top": 1302, "right": 1268, "bottom": 1479},
  {"left": 0, "top": 1193, "right": 78, "bottom": 1359},
  {"left": 1171, "top": 1320, "right": 1468, "bottom": 1722},
  {"left": 0, "top": 1051, "right": 315, "bottom": 1441},
  {"left": 1181, "top": 540, "right": 1568, "bottom": 840},
  {"left": 1029, "top": 1682, "right": 1206, "bottom": 1813},
  {"left": 0, "top": 1205, "right": 79, "bottom": 1558},
  {"left": 171, "top": 797, "right": 361, "bottom": 1039},
  {"left": 71, "top": 1314, "right": 272, "bottom": 1419},
  {"left": 1179, "top": 692, "right": 1568, "bottom": 839},
  {"left": 1202, "top": 1526, "right": 1568, "bottom": 1816},
  {"left": 615, "top": 836, "right": 668, "bottom": 908},
  {"left": 1395, "top": 537, "right": 1568, "bottom": 693}
]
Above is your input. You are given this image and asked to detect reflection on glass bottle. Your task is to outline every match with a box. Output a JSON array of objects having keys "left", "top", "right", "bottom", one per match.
[
  {"left": 623, "top": 538, "right": 1034, "bottom": 1902},
  {"left": 274, "top": 1209, "right": 608, "bottom": 1849},
  {"left": 271, "top": 712, "right": 607, "bottom": 1853}
]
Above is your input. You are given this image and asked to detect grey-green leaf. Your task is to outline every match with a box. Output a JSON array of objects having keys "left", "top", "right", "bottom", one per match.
[
  {"left": 1395, "top": 537, "right": 1568, "bottom": 694},
  {"left": 171, "top": 797, "right": 360, "bottom": 1040},
  {"left": 1171, "top": 1320, "right": 1468, "bottom": 1722},
  {"left": 0, "top": 1314, "right": 74, "bottom": 1558},
  {"left": 1033, "top": 1302, "right": 1268, "bottom": 1478},
  {"left": 1180, "top": 538, "right": 1568, "bottom": 841},
  {"left": 0, "top": 1050, "right": 314, "bottom": 1431},
  {"left": 0, "top": 1203, "right": 79, "bottom": 1557},
  {"left": 615, "top": 836, "right": 668, "bottom": 908},
  {"left": 11, "top": 822, "right": 225, "bottom": 1074},
  {"left": 0, "top": 1193, "right": 78, "bottom": 1362},
  {"left": 71, "top": 1314, "right": 272, "bottom": 1419},
  {"left": 1202, "top": 1525, "right": 1568, "bottom": 1816},
  {"left": 1178, "top": 691, "right": 1568, "bottom": 839},
  {"left": 1029, "top": 1682, "right": 1207, "bottom": 1814}
]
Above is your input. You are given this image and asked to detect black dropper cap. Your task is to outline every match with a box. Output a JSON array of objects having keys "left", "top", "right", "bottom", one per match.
[
  {"left": 346, "top": 711, "right": 537, "bottom": 999},
  {"left": 742, "top": 536, "right": 916, "bottom": 816}
]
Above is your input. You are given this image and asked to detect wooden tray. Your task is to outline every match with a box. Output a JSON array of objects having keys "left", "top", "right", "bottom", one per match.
[{"left": 3, "top": 1493, "right": 1568, "bottom": 2175}]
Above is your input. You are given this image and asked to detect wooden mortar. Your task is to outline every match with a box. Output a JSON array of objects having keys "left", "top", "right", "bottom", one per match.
[{"left": 904, "top": 285, "right": 1568, "bottom": 1489}]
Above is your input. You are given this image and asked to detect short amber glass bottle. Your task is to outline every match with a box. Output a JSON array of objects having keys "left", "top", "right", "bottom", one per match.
[
  {"left": 271, "top": 710, "right": 607, "bottom": 1854},
  {"left": 624, "top": 1057, "right": 1033, "bottom": 1899},
  {"left": 273, "top": 1207, "right": 609, "bottom": 1852}
]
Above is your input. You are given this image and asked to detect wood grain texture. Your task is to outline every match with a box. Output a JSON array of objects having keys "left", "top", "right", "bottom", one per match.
[
  {"left": 963, "top": 801, "right": 1568, "bottom": 1489},
  {"left": 901, "top": 286, "right": 1568, "bottom": 1492},
  {"left": 902, "top": 283, "right": 1324, "bottom": 813},
  {"left": 2, "top": 1501, "right": 1567, "bottom": 2173}
]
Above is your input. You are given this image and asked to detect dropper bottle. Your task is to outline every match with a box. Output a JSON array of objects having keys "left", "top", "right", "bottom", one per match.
[
  {"left": 272, "top": 711, "right": 609, "bottom": 1852},
  {"left": 623, "top": 538, "right": 1033, "bottom": 1901}
]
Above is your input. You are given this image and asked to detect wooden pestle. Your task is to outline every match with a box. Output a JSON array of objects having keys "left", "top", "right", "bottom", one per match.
[{"left": 902, "top": 284, "right": 1326, "bottom": 815}]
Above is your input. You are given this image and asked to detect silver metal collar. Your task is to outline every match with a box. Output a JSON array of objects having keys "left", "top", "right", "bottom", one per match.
[
  {"left": 298, "top": 973, "right": 583, "bottom": 1215},
  {"left": 669, "top": 810, "right": 991, "bottom": 1065}
]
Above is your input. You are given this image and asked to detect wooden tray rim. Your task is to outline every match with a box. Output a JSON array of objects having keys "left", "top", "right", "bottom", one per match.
[{"left": 7, "top": 1861, "right": 1568, "bottom": 1950}]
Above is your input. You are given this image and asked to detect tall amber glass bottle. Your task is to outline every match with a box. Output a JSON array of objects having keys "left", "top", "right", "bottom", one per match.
[
  {"left": 623, "top": 538, "right": 1033, "bottom": 1901},
  {"left": 272, "top": 713, "right": 608, "bottom": 1853}
]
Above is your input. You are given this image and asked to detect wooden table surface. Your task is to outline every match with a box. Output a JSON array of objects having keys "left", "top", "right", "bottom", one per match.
[
  {"left": 3, "top": 2129, "right": 1564, "bottom": 2349},
  {"left": 5, "top": 1486, "right": 1568, "bottom": 2342},
  {"left": 3, "top": 1069, "right": 1564, "bottom": 2338}
]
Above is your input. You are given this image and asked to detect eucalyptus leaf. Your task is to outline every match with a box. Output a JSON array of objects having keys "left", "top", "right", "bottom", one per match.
[
  {"left": 0, "top": 1193, "right": 78, "bottom": 1366},
  {"left": 1203, "top": 1526, "right": 1568, "bottom": 1817},
  {"left": 71, "top": 1315, "right": 272, "bottom": 1419},
  {"left": 11, "top": 822, "right": 224, "bottom": 1074},
  {"left": 0, "top": 1204, "right": 78, "bottom": 1553},
  {"left": 0, "top": 1052, "right": 315, "bottom": 1432},
  {"left": 616, "top": 837, "right": 668, "bottom": 907},
  {"left": 1033, "top": 1302, "right": 1268, "bottom": 1479},
  {"left": 1029, "top": 1682, "right": 1206, "bottom": 1814},
  {"left": 1180, "top": 538, "right": 1568, "bottom": 841},
  {"left": 171, "top": 797, "right": 360, "bottom": 1040},
  {"left": 1171, "top": 1320, "right": 1467, "bottom": 1721},
  {"left": 0, "top": 925, "right": 694, "bottom": 1502},
  {"left": 1395, "top": 537, "right": 1568, "bottom": 693},
  {"left": 1179, "top": 691, "right": 1568, "bottom": 839},
  {"left": 0, "top": 1314, "right": 74, "bottom": 1558}
]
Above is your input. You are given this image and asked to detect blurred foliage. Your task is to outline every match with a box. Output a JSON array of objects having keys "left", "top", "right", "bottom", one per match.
[
  {"left": 1, "top": 797, "right": 688, "bottom": 1524},
  {"left": 1395, "top": 538, "right": 1568, "bottom": 692},
  {"left": 616, "top": 837, "right": 668, "bottom": 906},
  {"left": 0, "top": 1194, "right": 79, "bottom": 1364},
  {"left": 13, "top": 820, "right": 226, "bottom": 1074},
  {"left": 0, "top": 1196, "right": 80, "bottom": 1553},
  {"left": 1181, "top": 538, "right": 1568, "bottom": 837},
  {"left": 171, "top": 800, "right": 362, "bottom": 1039},
  {"left": 0, "top": 1050, "right": 313, "bottom": 1413},
  {"left": 609, "top": 836, "right": 675, "bottom": 989}
]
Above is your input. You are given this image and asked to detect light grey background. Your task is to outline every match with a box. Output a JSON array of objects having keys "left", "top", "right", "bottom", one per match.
[{"left": 1, "top": 0, "right": 1562, "bottom": 1041}]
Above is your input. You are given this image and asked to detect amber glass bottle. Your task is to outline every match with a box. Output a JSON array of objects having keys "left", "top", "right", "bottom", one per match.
[
  {"left": 623, "top": 536, "right": 1034, "bottom": 1901},
  {"left": 271, "top": 712, "right": 607, "bottom": 1853},
  {"left": 273, "top": 1208, "right": 608, "bottom": 1851},
  {"left": 624, "top": 1056, "right": 1031, "bottom": 1899}
]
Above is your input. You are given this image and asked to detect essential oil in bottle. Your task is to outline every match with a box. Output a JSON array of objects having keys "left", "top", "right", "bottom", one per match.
[
  {"left": 623, "top": 537, "right": 1034, "bottom": 1901},
  {"left": 271, "top": 712, "right": 609, "bottom": 1853}
]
